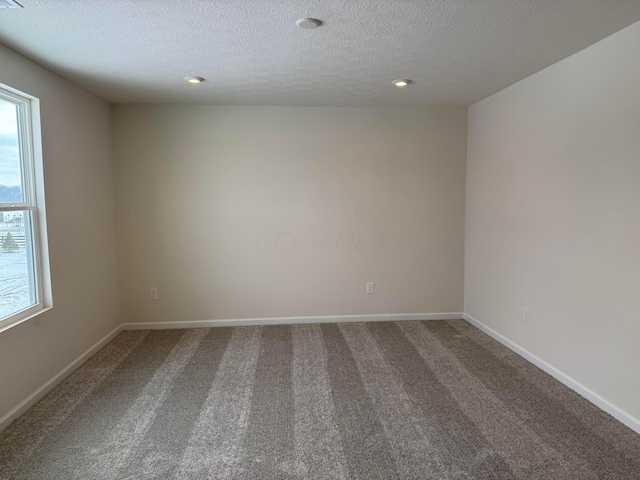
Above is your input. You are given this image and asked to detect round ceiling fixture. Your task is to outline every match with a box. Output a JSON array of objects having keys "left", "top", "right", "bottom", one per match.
[
  {"left": 296, "top": 18, "right": 322, "bottom": 29},
  {"left": 392, "top": 79, "right": 411, "bottom": 87},
  {"left": 184, "top": 76, "right": 205, "bottom": 85}
]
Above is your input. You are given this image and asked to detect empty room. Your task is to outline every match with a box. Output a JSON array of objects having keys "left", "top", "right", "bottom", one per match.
[{"left": 0, "top": 1, "right": 639, "bottom": 479}]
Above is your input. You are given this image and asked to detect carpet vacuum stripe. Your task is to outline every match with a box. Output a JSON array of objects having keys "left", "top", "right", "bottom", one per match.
[
  {"left": 397, "top": 321, "right": 579, "bottom": 479},
  {"left": 1, "top": 321, "right": 639, "bottom": 480},
  {"left": 116, "top": 327, "right": 234, "bottom": 479}
]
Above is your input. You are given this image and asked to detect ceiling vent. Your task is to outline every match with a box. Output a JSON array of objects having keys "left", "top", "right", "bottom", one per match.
[{"left": 0, "top": 0, "right": 23, "bottom": 8}]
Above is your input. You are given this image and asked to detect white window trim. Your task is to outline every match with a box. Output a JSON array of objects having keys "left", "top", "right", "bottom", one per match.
[{"left": 0, "top": 84, "right": 51, "bottom": 334}]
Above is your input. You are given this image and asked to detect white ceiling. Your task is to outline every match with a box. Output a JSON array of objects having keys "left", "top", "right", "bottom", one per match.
[{"left": 1, "top": 1, "right": 639, "bottom": 106}]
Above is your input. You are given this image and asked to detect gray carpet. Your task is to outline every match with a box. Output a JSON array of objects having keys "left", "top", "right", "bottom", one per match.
[{"left": 1, "top": 320, "right": 639, "bottom": 479}]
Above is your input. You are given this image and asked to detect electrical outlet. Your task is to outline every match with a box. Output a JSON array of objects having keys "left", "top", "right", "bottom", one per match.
[
  {"left": 524, "top": 307, "right": 531, "bottom": 324},
  {"left": 150, "top": 288, "right": 159, "bottom": 300},
  {"left": 366, "top": 282, "right": 375, "bottom": 294}
]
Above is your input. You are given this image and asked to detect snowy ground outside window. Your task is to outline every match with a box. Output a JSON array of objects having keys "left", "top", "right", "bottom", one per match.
[{"left": 0, "top": 227, "right": 31, "bottom": 320}]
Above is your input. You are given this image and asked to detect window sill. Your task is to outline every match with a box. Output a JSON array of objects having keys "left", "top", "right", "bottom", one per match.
[{"left": 0, "top": 305, "right": 53, "bottom": 335}]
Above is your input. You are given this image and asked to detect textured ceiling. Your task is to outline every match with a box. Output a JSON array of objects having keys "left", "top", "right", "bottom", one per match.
[{"left": 0, "top": 1, "right": 639, "bottom": 106}]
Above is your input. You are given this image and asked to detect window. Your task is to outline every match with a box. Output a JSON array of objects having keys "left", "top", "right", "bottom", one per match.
[{"left": 0, "top": 84, "right": 50, "bottom": 332}]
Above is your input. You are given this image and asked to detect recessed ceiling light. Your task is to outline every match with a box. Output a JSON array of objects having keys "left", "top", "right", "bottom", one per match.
[
  {"left": 296, "top": 18, "right": 322, "bottom": 29},
  {"left": 184, "top": 76, "right": 205, "bottom": 85},
  {"left": 392, "top": 79, "right": 411, "bottom": 87}
]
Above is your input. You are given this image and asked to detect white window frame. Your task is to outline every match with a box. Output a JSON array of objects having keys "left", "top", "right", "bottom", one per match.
[{"left": 0, "top": 84, "right": 51, "bottom": 333}]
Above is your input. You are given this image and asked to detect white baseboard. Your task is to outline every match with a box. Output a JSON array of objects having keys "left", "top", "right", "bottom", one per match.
[
  {"left": 0, "top": 324, "right": 123, "bottom": 432},
  {"left": 463, "top": 313, "right": 640, "bottom": 435},
  {"left": 122, "top": 312, "right": 464, "bottom": 330}
]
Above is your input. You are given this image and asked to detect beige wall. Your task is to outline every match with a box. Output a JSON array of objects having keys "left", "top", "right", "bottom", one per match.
[
  {"left": 113, "top": 105, "right": 467, "bottom": 323},
  {"left": 465, "top": 22, "right": 640, "bottom": 421},
  {"left": 0, "top": 45, "right": 120, "bottom": 420}
]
